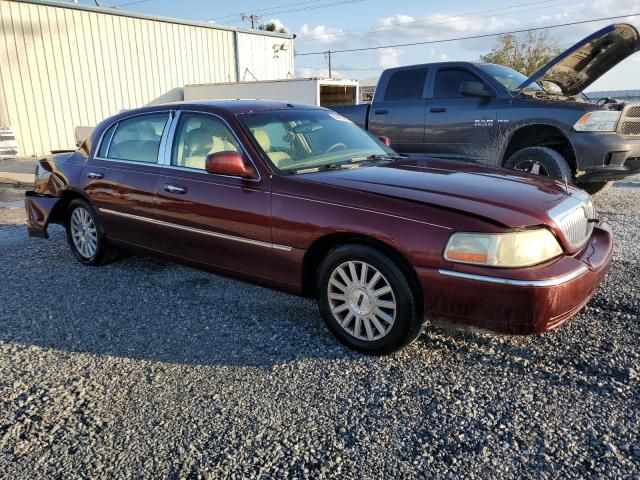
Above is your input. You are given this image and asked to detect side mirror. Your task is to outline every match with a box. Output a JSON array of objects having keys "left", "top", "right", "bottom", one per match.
[
  {"left": 378, "top": 136, "right": 391, "bottom": 146},
  {"left": 459, "top": 82, "right": 494, "bottom": 98},
  {"left": 205, "top": 151, "right": 254, "bottom": 178}
]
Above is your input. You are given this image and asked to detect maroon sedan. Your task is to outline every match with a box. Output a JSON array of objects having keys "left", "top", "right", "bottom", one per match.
[{"left": 25, "top": 101, "right": 612, "bottom": 354}]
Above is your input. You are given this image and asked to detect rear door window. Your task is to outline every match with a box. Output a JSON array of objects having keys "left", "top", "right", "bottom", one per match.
[
  {"left": 384, "top": 68, "right": 428, "bottom": 101},
  {"left": 103, "top": 113, "right": 169, "bottom": 163},
  {"left": 434, "top": 69, "right": 485, "bottom": 98}
]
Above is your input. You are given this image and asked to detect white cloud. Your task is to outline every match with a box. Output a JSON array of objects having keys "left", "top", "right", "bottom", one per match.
[
  {"left": 298, "top": 24, "right": 343, "bottom": 44},
  {"left": 378, "top": 48, "right": 400, "bottom": 68},
  {"left": 297, "top": 67, "right": 344, "bottom": 79}
]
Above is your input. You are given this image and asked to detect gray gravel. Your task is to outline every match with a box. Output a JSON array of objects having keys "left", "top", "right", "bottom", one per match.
[{"left": 0, "top": 177, "right": 639, "bottom": 479}]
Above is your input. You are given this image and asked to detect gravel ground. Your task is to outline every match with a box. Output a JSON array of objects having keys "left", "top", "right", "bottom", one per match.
[{"left": 0, "top": 178, "right": 638, "bottom": 479}]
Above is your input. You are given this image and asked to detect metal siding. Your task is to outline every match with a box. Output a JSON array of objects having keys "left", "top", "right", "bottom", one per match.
[
  {"left": 0, "top": 0, "right": 245, "bottom": 156},
  {"left": 237, "top": 32, "right": 294, "bottom": 82}
]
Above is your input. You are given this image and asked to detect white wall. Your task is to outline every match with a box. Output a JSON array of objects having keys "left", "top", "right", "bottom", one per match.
[
  {"left": 0, "top": 0, "right": 292, "bottom": 156},
  {"left": 236, "top": 32, "right": 294, "bottom": 82}
]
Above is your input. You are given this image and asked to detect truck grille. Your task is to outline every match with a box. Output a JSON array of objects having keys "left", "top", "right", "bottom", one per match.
[
  {"left": 620, "top": 122, "right": 640, "bottom": 135},
  {"left": 620, "top": 104, "right": 640, "bottom": 135},
  {"left": 625, "top": 106, "right": 640, "bottom": 117},
  {"left": 549, "top": 195, "right": 595, "bottom": 251}
]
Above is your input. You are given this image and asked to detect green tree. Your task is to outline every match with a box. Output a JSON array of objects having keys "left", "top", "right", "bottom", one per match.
[
  {"left": 258, "top": 21, "right": 288, "bottom": 33},
  {"left": 480, "top": 31, "right": 561, "bottom": 76}
]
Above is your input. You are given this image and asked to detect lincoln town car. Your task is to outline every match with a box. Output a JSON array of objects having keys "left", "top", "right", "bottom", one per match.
[{"left": 24, "top": 101, "right": 613, "bottom": 354}]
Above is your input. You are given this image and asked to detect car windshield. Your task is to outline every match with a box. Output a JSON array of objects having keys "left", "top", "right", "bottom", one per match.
[
  {"left": 478, "top": 64, "right": 541, "bottom": 92},
  {"left": 237, "top": 109, "right": 398, "bottom": 174}
]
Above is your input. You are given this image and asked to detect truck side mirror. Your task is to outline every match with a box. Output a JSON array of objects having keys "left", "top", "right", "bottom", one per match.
[{"left": 459, "top": 82, "right": 494, "bottom": 98}]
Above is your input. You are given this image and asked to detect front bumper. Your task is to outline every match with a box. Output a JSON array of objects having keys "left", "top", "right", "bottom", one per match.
[
  {"left": 417, "top": 224, "right": 613, "bottom": 335},
  {"left": 571, "top": 132, "right": 640, "bottom": 183}
]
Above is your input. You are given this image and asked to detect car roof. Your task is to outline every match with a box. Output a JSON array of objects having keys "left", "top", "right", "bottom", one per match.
[{"left": 141, "top": 99, "right": 325, "bottom": 115}]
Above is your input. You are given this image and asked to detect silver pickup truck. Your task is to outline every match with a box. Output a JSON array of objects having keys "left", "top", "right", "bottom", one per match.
[{"left": 332, "top": 23, "right": 640, "bottom": 194}]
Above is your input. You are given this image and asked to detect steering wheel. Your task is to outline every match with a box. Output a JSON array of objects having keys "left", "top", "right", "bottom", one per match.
[{"left": 326, "top": 142, "right": 347, "bottom": 153}]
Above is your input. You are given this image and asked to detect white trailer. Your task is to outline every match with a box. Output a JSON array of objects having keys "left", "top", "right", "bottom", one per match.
[{"left": 183, "top": 78, "right": 360, "bottom": 107}]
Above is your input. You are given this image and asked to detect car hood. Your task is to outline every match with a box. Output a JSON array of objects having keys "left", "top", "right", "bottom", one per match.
[
  {"left": 300, "top": 158, "right": 581, "bottom": 229},
  {"left": 518, "top": 23, "right": 640, "bottom": 96}
]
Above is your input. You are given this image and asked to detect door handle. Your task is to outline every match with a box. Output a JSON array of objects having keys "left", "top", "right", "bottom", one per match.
[
  {"left": 87, "top": 172, "right": 103, "bottom": 179},
  {"left": 430, "top": 107, "right": 447, "bottom": 113},
  {"left": 164, "top": 184, "right": 187, "bottom": 194},
  {"left": 374, "top": 109, "right": 388, "bottom": 115}
]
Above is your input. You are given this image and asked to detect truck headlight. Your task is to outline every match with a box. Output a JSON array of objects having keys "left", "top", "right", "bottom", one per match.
[
  {"left": 444, "top": 228, "right": 563, "bottom": 268},
  {"left": 573, "top": 111, "right": 621, "bottom": 132}
]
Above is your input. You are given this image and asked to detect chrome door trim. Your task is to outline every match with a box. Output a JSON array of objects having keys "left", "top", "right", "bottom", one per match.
[
  {"left": 99, "top": 208, "right": 292, "bottom": 251},
  {"left": 438, "top": 267, "right": 588, "bottom": 287}
]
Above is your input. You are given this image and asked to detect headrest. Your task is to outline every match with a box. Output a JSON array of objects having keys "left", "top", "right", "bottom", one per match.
[
  {"left": 252, "top": 128, "right": 271, "bottom": 152},
  {"left": 186, "top": 128, "right": 214, "bottom": 155}
]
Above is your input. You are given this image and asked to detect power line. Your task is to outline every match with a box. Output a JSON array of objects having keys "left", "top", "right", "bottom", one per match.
[
  {"left": 295, "top": 0, "right": 561, "bottom": 44},
  {"left": 296, "top": 12, "right": 640, "bottom": 55},
  {"left": 115, "top": 0, "right": 152, "bottom": 7},
  {"left": 214, "top": 0, "right": 365, "bottom": 22},
  {"left": 214, "top": 0, "right": 320, "bottom": 21}
]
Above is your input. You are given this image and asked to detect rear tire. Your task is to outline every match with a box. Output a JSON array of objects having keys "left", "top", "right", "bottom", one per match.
[
  {"left": 580, "top": 181, "right": 612, "bottom": 196},
  {"left": 316, "top": 244, "right": 424, "bottom": 355},
  {"left": 504, "top": 146, "right": 572, "bottom": 182},
  {"left": 65, "top": 199, "right": 115, "bottom": 266}
]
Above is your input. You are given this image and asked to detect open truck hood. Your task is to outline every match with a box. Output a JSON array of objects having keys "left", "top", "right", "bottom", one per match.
[{"left": 518, "top": 23, "right": 640, "bottom": 96}]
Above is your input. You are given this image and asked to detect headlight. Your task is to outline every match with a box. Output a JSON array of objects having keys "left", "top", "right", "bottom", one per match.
[
  {"left": 573, "top": 111, "right": 621, "bottom": 132},
  {"left": 444, "top": 228, "right": 563, "bottom": 268}
]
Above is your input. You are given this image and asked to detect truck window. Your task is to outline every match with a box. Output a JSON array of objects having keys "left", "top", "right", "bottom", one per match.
[
  {"left": 384, "top": 68, "right": 428, "bottom": 101},
  {"left": 435, "top": 69, "right": 485, "bottom": 98}
]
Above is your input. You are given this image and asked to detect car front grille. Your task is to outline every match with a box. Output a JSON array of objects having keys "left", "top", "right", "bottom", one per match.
[{"left": 549, "top": 195, "right": 595, "bottom": 251}]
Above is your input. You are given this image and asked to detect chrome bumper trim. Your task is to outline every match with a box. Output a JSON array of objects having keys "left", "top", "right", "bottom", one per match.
[
  {"left": 438, "top": 266, "right": 589, "bottom": 287},
  {"left": 99, "top": 208, "right": 292, "bottom": 251}
]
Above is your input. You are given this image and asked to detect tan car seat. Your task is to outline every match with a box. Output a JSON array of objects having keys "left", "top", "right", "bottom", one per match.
[
  {"left": 181, "top": 128, "right": 237, "bottom": 169},
  {"left": 251, "top": 128, "right": 291, "bottom": 167}
]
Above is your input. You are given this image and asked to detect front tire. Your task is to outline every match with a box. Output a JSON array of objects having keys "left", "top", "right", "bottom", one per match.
[
  {"left": 316, "top": 244, "right": 424, "bottom": 355},
  {"left": 65, "top": 199, "right": 113, "bottom": 266},
  {"left": 505, "top": 146, "right": 572, "bottom": 182}
]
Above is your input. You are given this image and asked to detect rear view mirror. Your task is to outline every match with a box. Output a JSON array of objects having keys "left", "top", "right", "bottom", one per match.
[
  {"left": 459, "top": 82, "right": 494, "bottom": 98},
  {"left": 205, "top": 151, "right": 255, "bottom": 178}
]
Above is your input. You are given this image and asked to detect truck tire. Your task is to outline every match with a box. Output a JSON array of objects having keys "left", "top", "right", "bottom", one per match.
[
  {"left": 580, "top": 181, "right": 612, "bottom": 196},
  {"left": 505, "top": 147, "right": 572, "bottom": 182}
]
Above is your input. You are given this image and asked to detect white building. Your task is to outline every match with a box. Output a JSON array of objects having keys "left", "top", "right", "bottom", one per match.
[{"left": 0, "top": 0, "right": 294, "bottom": 157}]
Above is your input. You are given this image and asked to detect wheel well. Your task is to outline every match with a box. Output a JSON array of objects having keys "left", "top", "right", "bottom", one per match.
[
  {"left": 48, "top": 190, "right": 88, "bottom": 225},
  {"left": 503, "top": 125, "right": 577, "bottom": 173},
  {"left": 300, "top": 233, "right": 424, "bottom": 313}
]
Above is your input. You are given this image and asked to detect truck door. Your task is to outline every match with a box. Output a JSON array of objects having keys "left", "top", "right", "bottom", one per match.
[
  {"left": 424, "top": 67, "right": 498, "bottom": 163},
  {"left": 367, "top": 67, "right": 428, "bottom": 154}
]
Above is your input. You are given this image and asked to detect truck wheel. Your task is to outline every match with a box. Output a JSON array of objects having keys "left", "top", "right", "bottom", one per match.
[
  {"left": 316, "top": 244, "right": 424, "bottom": 355},
  {"left": 580, "top": 181, "right": 612, "bottom": 196},
  {"left": 505, "top": 146, "right": 572, "bottom": 182}
]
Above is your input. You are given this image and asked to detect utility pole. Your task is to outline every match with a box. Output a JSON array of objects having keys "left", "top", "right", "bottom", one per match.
[
  {"left": 241, "top": 13, "right": 262, "bottom": 29},
  {"left": 324, "top": 50, "right": 332, "bottom": 78}
]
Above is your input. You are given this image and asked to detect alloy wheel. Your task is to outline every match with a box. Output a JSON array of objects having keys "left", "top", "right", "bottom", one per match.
[
  {"left": 327, "top": 260, "right": 397, "bottom": 341},
  {"left": 70, "top": 207, "right": 98, "bottom": 259}
]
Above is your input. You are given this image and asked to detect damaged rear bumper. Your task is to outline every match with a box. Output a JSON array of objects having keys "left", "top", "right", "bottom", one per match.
[{"left": 24, "top": 191, "right": 59, "bottom": 238}]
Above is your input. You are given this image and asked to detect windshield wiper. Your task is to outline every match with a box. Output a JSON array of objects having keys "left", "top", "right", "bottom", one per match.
[{"left": 321, "top": 154, "right": 402, "bottom": 170}]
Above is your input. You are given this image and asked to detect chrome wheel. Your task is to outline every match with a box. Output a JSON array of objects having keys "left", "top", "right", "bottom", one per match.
[
  {"left": 513, "top": 159, "right": 550, "bottom": 176},
  {"left": 327, "top": 261, "right": 397, "bottom": 341},
  {"left": 70, "top": 207, "right": 98, "bottom": 259}
]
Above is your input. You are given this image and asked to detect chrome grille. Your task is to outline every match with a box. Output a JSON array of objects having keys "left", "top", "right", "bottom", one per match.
[
  {"left": 620, "top": 122, "right": 640, "bottom": 135},
  {"left": 625, "top": 105, "right": 640, "bottom": 117},
  {"left": 549, "top": 195, "right": 595, "bottom": 251}
]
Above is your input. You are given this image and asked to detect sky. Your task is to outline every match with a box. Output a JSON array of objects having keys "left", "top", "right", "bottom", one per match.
[{"left": 78, "top": 0, "right": 640, "bottom": 91}]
